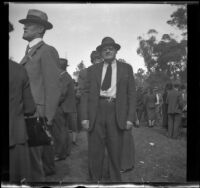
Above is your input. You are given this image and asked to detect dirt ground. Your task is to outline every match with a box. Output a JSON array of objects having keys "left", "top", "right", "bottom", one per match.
[{"left": 45, "top": 122, "right": 187, "bottom": 184}]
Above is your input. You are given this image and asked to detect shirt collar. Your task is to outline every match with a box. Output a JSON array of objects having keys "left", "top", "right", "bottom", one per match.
[
  {"left": 29, "top": 38, "right": 43, "bottom": 48},
  {"left": 103, "top": 59, "right": 116, "bottom": 66}
]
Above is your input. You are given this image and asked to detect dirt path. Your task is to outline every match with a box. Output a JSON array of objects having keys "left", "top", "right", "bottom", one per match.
[{"left": 45, "top": 125, "right": 186, "bottom": 183}]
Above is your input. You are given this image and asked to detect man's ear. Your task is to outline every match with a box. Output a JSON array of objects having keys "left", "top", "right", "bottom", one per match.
[{"left": 38, "top": 25, "right": 46, "bottom": 35}]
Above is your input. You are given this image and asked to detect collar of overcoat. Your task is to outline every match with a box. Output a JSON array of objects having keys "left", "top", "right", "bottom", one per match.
[
  {"left": 94, "top": 60, "right": 125, "bottom": 87},
  {"left": 20, "top": 41, "right": 44, "bottom": 65}
]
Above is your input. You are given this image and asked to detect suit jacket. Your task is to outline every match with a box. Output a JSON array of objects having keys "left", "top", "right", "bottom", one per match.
[
  {"left": 9, "top": 60, "right": 36, "bottom": 146},
  {"left": 80, "top": 60, "right": 136, "bottom": 131},
  {"left": 58, "top": 71, "right": 77, "bottom": 113},
  {"left": 166, "top": 89, "right": 183, "bottom": 114},
  {"left": 20, "top": 41, "right": 62, "bottom": 122}
]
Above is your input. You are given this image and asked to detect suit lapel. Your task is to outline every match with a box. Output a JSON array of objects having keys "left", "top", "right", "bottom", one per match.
[
  {"left": 95, "top": 62, "right": 104, "bottom": 87},
  {"left": 116, "top": 60, "right": 124, "bottom": 86},
  {"left": 20, "top": 41, "right": 44, "bottom": 65}
]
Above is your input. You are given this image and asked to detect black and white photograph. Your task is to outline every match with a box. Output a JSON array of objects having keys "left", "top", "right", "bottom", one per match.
[{"left": 5, "top": 1, "right": 199, "bottom": 186}]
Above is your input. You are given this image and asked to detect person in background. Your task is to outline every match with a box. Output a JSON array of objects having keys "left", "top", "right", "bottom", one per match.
[
  {"left": 9, "top": 22, "right": 36, "bottom": 183},
  {"left": 166, "top": 81, "right": 183, "bottom": 139},
  {"left": 154, "top": 87, "right": 163, "bottom": 127},
  {"left": 180, "top": 84, "right": 187, "bottom": 128},
  {"left": 52, "top": 58, "right": 77, "bottom": 161},
  {"left": 19, "top": 9, "right": 62, "bottom": 180},
  {"left": 136, "top": 86, "right": 144, "bottom": 127},
  {"left": 76, "top": 50, "right": 103, "bottom": 132},
  {"left": 162, "top": 82, "right": 173, "bottom": 130},
  {"left": 144, "top": 87, "right": 156, "bottom": 127},
  {"left": 81, "top": 37, "right": 136, "bottom": 182},
  {"left": 142, "top": 88, "right": 149, "bottom": 126}
]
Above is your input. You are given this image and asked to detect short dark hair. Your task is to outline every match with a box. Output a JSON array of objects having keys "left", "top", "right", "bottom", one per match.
[{"left": 165, "top": 82, "right": 173, "bottom": 90}]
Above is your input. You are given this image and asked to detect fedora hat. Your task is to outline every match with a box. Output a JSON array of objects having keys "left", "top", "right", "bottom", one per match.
[
  {"left": 60, "top": 58, "right": 69, "bottom": 67},
  {"left": 19, "top": 9, "right": 53, "bottom": 30},
  {"left": 96, "top": 37, "right": 121, "bottom": 52}
]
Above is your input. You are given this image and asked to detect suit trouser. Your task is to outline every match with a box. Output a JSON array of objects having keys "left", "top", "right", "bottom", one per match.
[
  {"left": 88, "top": 99, "right": 123, "bottom": 182},
  {"left": 9, "top": 143, "right": 31, "bottom": 182},
  {"left": 42, "top": 144, "right": 55, "bottom": 175},
  {"left": 168, "top": 113, "right": 181, "bottom": 138},
  {"left": 29, "top": 146, "right": 45, "bottom": 181},
  {"left": 121, "top": 129, "right": 135, "bottom": 170},
  {"left": 162, "top": 104, "right": 168, "bottom": 129},
  {"left": 52, "top": 107, "right": 69, "bottom": 158}
]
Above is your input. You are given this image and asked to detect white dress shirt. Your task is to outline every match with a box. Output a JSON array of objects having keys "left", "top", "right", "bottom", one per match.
[
  {"left": 28, "top": 38, "right": 43, "bottom": 51},
  {"left": 100, "top": 59, "right": 117, "bottom": 98}
]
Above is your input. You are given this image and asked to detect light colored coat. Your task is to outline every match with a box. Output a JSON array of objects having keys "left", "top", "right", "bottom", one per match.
[{"left": 20, "top": 41, "right": 62, "bottom": 122}]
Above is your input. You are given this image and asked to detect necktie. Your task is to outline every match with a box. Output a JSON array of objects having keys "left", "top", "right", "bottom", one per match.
[
  {"left": 101, "top": 63, "right": 112, "bottom": 91},
  {"left": 25, "top": 45, "right": 31, "bottom": 55}
]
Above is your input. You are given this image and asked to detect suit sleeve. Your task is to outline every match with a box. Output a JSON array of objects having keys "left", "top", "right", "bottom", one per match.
[
  {"left": 41, "top": 46, "right": 62, "bottom": 122},
  {"left": 80, "top": 68, "right": 90, "bottom": 121},
  {"left": 127, "top": 65, "right": 137, "bottom": 123},
  {"left": 22, "top": 67, "right": 36, "bottom": 116}
]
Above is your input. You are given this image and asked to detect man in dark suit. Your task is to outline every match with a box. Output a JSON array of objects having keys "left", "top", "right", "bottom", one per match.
[
  {"left": 19, "top": 9, "right": 62, "bottom": 180},
  {"left": 9, "top": 22, "right": 36, "bottom": 183},
  {"left": 52, "top": 58, "right": 77, "bottom": 161},
  {"left": 166, "top": 81, "right": 183, "bottom": 139},
  {"left": 81, "top": 37, "right": 136, "bottom": 182}
]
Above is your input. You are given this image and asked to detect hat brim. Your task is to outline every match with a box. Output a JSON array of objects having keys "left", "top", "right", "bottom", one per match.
[
  {"left": 96, "top": 43, "right": 121, "bottom": 52},
  {"left": 19, "top": 19, "right": 53, "bottom": 30}
]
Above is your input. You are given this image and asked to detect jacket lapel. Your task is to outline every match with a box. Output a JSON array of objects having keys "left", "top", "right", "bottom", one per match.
[
  {"left": 95, "top": 62, "right": 104, "bottom": 87},
  {"left": 116, "top": 60, "right": 124, "bottom": 86},
  {"left": 20, "top": 41, "right": 44, "bottom": 65}
]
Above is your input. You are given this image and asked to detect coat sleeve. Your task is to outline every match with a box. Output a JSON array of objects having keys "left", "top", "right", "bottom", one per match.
[
  {"left": 22, "top": 67, "right": 36, "bottom": 116},
  {"left": 127, "top": 65, "right": 137, "bottom": 123},
  {"left": 41, "top": 46, "right": 62, "bottom": 122}
]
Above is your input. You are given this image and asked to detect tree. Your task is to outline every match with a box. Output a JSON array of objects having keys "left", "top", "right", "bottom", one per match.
[
  {"left": 137, "top": 30, "right": 187, "bottom": 82},
  {"left": 73, "top": 60, "right": 86, "bottom": 80},
  {"left": 167, "top": 5, "right": 187, "bottom": 37},
  {"left": 134, "top": 68, "right": 148, "bottom": 88}
]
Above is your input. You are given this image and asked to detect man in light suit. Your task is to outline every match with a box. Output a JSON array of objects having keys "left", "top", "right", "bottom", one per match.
[
  {"left": 81, "top": 37, "right": 136, "bottom": 182},
  {"left": 19, "top": 9, "right": 62, "bottom": 180},
  {"left": 166, "top": 81, "right": 183, "bottom": 139},
  {"left": 9, "top": 22, "right": 36, "bottom": 183},
  {"left": 52, "top": 58, "right": 77, "bottom": 161}
]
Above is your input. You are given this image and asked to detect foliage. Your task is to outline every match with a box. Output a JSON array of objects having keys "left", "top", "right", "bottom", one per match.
[
  {"left": 136, "top": 5, "right": 187, "bottom": 86},
  {"left": 73, "top": 60, "right": 86, "bottom": 79},
  {"left": 134, "top": 68, "right": 147, "bottom": 88},
  {"left": 167, "top": 5, "right": 187, "bottom": 37}
]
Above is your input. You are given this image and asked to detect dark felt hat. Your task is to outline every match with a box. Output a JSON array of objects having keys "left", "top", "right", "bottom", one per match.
[
  {"left": 59, "top": 58, "right": 69, "bottom": 70},
  {"left": 19, "top": 9, "right": 53, "bottom": 30},
  {"left": 96, "top": 37, "right": 121, "bottom": 52}
]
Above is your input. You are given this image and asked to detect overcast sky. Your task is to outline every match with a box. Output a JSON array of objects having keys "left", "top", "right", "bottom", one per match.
[{"left": 9, "top": 3, "right": 184, "bottom": 77}]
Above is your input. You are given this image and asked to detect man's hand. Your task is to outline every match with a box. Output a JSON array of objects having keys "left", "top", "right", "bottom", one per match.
[
  {"left": 126, "top": 121, "right": 133, "bottom": 130},
  {"left": 81, "top": 120, "right": 89, "bottom": 130}
]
